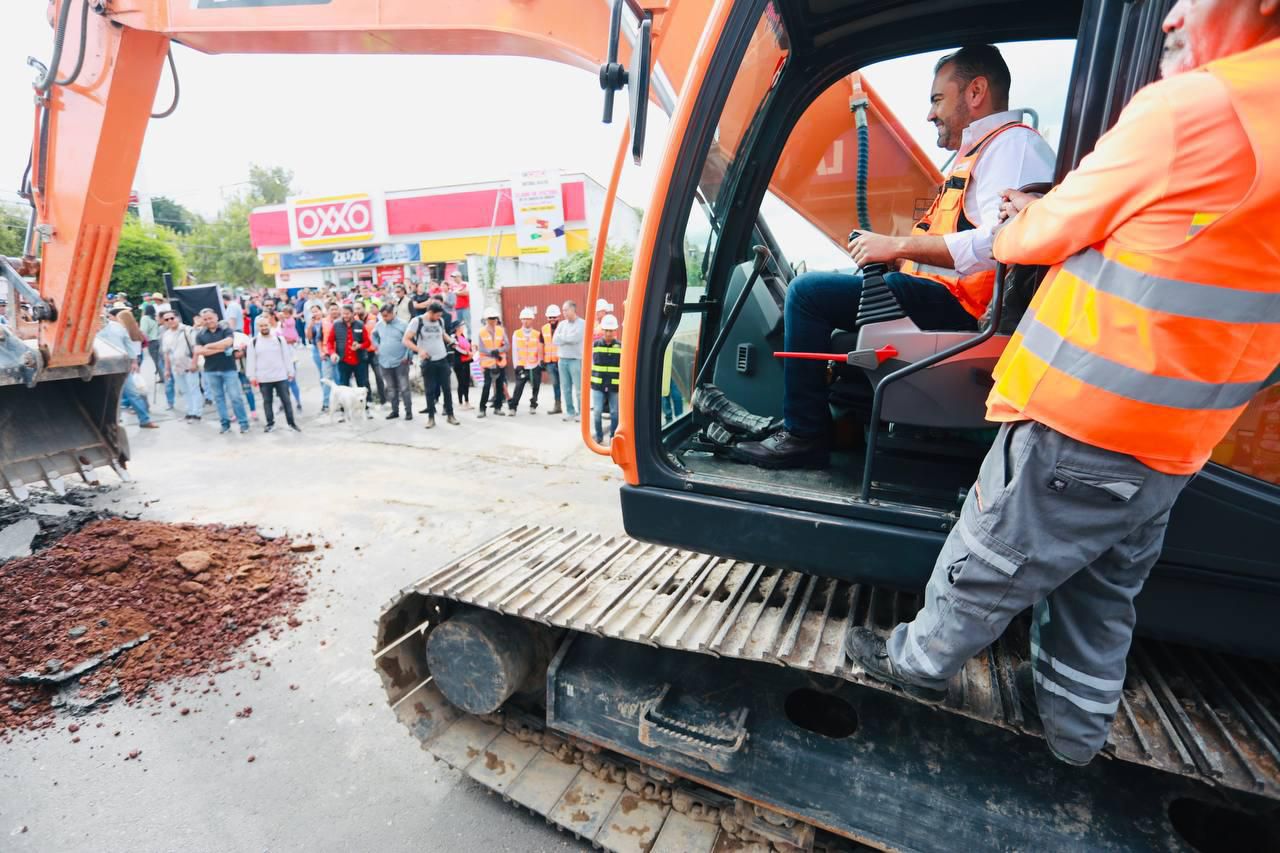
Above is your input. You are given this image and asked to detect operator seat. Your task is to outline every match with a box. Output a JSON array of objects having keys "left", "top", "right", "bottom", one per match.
[{"left": 830, "top": 182, "right": 1051, "bottom": 429}]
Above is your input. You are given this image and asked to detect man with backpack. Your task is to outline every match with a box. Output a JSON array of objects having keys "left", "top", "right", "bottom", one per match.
[
  {"left": 403, "top": 300, "right": 460, "bottom": 429},
  {"left": 245, "top": 316, "right": 301, "bottom": 433}
]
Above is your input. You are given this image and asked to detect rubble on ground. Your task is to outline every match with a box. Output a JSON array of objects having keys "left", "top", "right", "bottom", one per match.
[{"left": 0, "top": 516, "right": 311, "bottom": 735}]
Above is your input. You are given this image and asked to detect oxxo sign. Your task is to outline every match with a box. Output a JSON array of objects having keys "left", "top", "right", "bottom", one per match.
[{"left": 289, "top": 193, "right": 376, "bottom": 248}]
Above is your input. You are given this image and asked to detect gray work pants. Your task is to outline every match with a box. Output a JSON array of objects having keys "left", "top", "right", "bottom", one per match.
[
  {"left": 383, "top": 361, "right": 412, "bottom": 416},
  {"left": 887, "top": 420, "right": 1192, "bottom": 764}
]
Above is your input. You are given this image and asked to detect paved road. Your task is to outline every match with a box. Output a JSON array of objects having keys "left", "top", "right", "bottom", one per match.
[{"left": 1, "top": 361, "right": 618, "bottom": 852}]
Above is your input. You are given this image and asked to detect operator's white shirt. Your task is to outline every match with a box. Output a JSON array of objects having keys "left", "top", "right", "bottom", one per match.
[{"left": 940, "top": 110, "right": 1057, "bottom": 276}]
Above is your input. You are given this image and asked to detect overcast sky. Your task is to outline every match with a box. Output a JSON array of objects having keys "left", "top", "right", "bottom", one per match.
[{"left": 1, "top": 4, "right": 1073, "bottom": 270}]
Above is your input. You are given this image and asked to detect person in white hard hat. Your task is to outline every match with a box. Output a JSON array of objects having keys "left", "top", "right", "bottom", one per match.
[
  {"left": 541, "top": 303, "right": 563, "bottom": 415},
  {"left": 476, "top": 304, "right": 508, "bottom": 417},
  {"left": 590, "top": 314, "right": 622, "bottom": 445},
  {"left": 508, "top": 306, "right": 544, "bottom": 414},
  {"left": 594, "top": 298, "right": 614, "bottom": 334}
]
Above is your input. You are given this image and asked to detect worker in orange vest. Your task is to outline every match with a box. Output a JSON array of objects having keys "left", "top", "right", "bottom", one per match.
[
  {"left": 508, "top": 307, "right": 544, "bottom": 415},
  {"left": 735, "top": 44, "right": 1055, "bottom": 470},
  {"left": 847, "top": 0, "right": 1280, "bottom": 769},
  {"left": 476, "top": 305, "right": 508, "bottom": 418},
  {"left": 542, "top": 303, "right": 563, "bottom": 415}
]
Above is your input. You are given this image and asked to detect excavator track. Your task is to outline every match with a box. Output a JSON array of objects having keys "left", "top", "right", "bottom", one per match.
[{"left": 375, "top": 525, "right": 1280, "bottom": 851}]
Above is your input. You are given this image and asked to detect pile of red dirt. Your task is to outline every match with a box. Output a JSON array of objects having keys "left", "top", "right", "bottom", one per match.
[{"left": 0, "top": 518, "right": 311, "bottom": 735}]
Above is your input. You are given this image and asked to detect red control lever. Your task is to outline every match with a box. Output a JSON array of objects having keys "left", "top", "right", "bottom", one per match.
[{"left": 775, "top": 345, "right": 898, "bottom": 367}]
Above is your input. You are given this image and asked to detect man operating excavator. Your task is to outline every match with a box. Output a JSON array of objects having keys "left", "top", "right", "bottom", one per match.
[
  {"left": 845, "top": 0, "right": 1280, "bottom": 767},
  {"left": 734, "top": 44, "right": 1056, "bottom": 470}
]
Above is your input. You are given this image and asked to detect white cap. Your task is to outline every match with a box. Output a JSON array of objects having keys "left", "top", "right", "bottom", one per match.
[
  {"left": 483, "top": 305, "right": 501, "bottom": 319},
  {"left": 545, "top": 304, "right": 561, "bottom": 318},
  {"left": 600, "top": 314, "right": 619, "bottom": 331},
  {"left": 519, "top": 307, "right": 536, "bottom": 320},
  {"left": 595, "top": 298, "right": 613, "bottom": 312}
]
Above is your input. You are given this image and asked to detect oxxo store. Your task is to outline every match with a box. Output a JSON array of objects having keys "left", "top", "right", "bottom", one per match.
[{"left": 250, "top": 173, "right": 641, "bottom": 293}]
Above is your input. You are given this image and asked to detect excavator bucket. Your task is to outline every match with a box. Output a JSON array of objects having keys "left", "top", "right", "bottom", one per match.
[{"left": 0, "top": 337, "right": 132, "bottom": 500}]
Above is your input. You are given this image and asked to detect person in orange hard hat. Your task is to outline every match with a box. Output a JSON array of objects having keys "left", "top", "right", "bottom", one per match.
[{"left": 846, "top": 0, "right": 1280, "bottom": 769}]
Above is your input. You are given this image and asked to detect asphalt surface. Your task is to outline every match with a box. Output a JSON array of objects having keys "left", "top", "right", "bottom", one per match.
[{"left": 1, "top": 360, "right": 619, "bottom": 851}]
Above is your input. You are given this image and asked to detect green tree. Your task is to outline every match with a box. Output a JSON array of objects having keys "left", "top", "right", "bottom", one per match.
[
  {"left": 551, "top": 243, "right": 634, "bottom": 283},
  {"left": 0, "top": 204, "right": 28, "bottom": 258},
  {"left": 127, "top": 196, "right": 198, "bottom": 234},
  {"left": 184, "top": 164, "right": 294, "bottom": 288},
  {"left": 110, "top": 221, "right": 185, "bottom": 305}
]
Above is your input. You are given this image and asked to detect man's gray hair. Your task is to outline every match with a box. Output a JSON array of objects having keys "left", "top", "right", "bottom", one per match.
[
  {"left": 199, "top": 308, "right": 217, "bottom": 317},
  {"left": 563, "top": 300, "right": 577, "bottom": 311}
]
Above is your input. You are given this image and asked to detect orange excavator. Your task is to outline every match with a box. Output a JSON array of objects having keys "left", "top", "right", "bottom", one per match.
[{"left": 9, "top": 1, "right": 1280, "bottom": 851}]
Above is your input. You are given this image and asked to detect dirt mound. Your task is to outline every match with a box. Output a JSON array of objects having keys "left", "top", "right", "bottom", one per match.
[{"left": 0, "top": 518, "right": 309, "bottom": 735}]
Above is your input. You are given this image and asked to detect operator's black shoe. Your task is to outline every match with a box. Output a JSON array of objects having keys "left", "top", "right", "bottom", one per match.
[
  {"left": 1013, "top": 661, "right": 1093, "bottom": 767},
  {"left": 844, "top": 627, "right": 947, "bottom": 704},
  {"left": 731, "top": 429, "right": 829, "bottom": 470}
]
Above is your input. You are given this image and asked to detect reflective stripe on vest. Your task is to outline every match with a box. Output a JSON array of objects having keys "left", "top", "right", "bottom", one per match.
[
  {"left": 591, "top": 341, "right": 622, "bottom": 389},
  {"left": 512, "top": 328, "right": 541, "bottom": 368},
  {"left": 478, "top": 326, "right": 506, "bottom": 369},
  {"left": 542, "top": 323, "right": 559, "bottom": 362},
  {"left": 989, "top": 40, "right": 1280, "bottom": 471},
  {"left": 900, "top": 121, "right": 1030, "bottom": 319}
]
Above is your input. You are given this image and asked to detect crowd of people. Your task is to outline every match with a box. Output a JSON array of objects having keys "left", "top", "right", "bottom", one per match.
[{"left": 100, "top": 275, "right": 653, "bottom": 445}]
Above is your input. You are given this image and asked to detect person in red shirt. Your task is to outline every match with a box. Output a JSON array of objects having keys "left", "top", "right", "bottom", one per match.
[
  {"left": 449, "top": 270, "right": 471, "bottom": 328},
  {"left": 324, "top": 304, "right": 374, "bottom": 414}
]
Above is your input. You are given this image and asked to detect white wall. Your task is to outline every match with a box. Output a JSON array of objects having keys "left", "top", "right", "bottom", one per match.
[{"left": 585, "top": 182, "right": 642, "bottom": 249}]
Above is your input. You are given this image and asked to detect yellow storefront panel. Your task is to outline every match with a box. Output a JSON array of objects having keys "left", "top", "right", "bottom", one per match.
[{"left": 420, "top": 229, "right": 591, "bottom": 262}]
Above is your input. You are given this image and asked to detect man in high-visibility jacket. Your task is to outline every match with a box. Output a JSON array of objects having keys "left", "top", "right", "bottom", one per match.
[
  {"left": 846, "top": 0, "right": 1280, "bottom": 767},
  {"left": 542, "top": 303, "right": 563, "bottom": 415},
  {"left": 508, "top": 307, "right": 544, "bottom": 415},
  {"left": 476, "top": 306, "right": 509, "bottom": 418},
  {"left": 736, "top": 44, "right": 1055, "bottom": 470}
]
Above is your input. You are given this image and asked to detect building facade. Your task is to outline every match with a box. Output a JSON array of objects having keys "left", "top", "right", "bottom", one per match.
[{"left": 248, "top": 172, "right": 640, "bottom": 294}]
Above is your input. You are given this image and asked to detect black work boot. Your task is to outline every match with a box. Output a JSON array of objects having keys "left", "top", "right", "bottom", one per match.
[
  {"left": 844, "top": 627, "right": 947, "bottom": 704},
  {"left": 731, "top": 429, "right": 829, "bottom": 470}
]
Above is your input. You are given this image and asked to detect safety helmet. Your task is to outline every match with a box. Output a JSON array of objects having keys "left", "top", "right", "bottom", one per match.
[
  {"left": 595, "top": 298, "right": 612, "bottom": 312},
  {"left": 600, "top": 314, "right": 619, "bottom": 331},
  {"left": 545, "top": 304, "right": 561, "bottom": 318},
  {"left": 483, "top": 305, "right": 501, "bottom": 319},
  {"left": 519, "top": 307, "right": 536, "bottom": 320}
]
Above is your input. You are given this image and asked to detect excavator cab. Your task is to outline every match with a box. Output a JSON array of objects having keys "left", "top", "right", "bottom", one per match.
[{"left": 617, "top": 0, "right": 1280, "bottom": 661}]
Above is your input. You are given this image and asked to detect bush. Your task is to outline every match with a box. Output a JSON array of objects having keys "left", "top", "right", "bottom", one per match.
[
  {"left": 551, "top": 243, "right": 634, "bottom": 283},
  {"left": 110, "top": 221, "right": 185, "bottom": 305}
]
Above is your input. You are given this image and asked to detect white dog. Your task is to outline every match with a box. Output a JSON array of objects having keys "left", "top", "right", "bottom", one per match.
[{"left": 321, "top": 378, "right": 370, "bottom": 424}]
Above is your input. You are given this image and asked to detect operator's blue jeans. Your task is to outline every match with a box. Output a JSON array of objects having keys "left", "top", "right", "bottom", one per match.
[
  {"left": 782, "top": 271, "right": 977, "bottom": 438},
  {"left": 204, "top": 369, "right": 249, "bottom": 429}
]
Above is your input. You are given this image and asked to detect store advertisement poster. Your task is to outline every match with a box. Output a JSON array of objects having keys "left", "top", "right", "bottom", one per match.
[{"left": 510, "top": 169, "right": 567, "bottom": 260}]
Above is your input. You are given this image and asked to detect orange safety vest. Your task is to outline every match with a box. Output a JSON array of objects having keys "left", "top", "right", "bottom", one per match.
[
  {"left": 542, "top": 322, "right": 559, "bottom": 362},
  {"left": 512, "top": 326, "right": 542, "bottom": 369},
  {"left": 989, "top": 42, "right": 1280, "bottom": 473},
  {"left": 478, "top": 325, "right": 507, "bottom": 369},
  {"left": 900, "top": 121, "right": 1031, "bottom": 319}
]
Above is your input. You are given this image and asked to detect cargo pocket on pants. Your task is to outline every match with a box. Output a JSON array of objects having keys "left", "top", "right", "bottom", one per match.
[
  {"left": 1049, "top": 465, "right": 1144, "bottom": 502},
  {"left": 948, "top": 517, "right": 1030, "bottom": 620}
]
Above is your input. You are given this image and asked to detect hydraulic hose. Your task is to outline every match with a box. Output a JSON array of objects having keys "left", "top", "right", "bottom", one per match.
[
  {"left": 852, "top": 100, "right": 872, "bottom": 232},
  {"left": 53, "top": 0, "right": 91, "bottom": 88},
  {"left": 151, "top": 47, "right": 180, "bottom": 119},
  {"left": 34, "top": 0, "right": 76, "bottom": 93}
]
